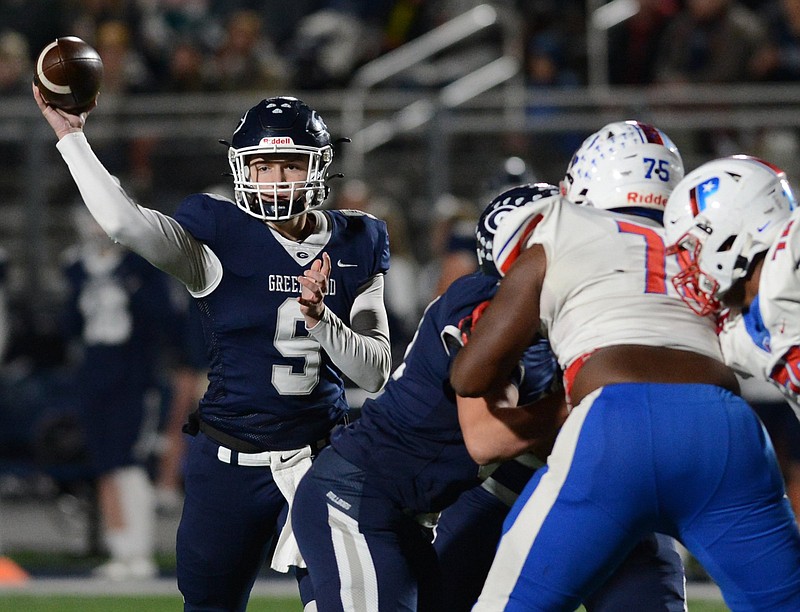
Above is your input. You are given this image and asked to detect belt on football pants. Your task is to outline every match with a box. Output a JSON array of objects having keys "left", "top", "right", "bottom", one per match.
[
  {"left": 216, "top": 446, "right": 273, "bottom": 466},
  {"left": 213, "top": 437, "right": 330, "bottom": 467},
  {"left": 191, "top": 412, "right": 351, "bottom": 465}
]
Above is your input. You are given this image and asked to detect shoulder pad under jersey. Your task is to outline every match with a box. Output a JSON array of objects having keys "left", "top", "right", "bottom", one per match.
[{"left": 492, "top": 194, "right": 561, "bottom": 277}]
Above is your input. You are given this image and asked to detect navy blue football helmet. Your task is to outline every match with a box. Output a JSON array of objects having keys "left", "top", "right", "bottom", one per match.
[
  {"left": 228, "top": 97, "right": 334, "bottom": 221},
  {"left": 475, "top": 183, "right": 560, "bottom": 277}
]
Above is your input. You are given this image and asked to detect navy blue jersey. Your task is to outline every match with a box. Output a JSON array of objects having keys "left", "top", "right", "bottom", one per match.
[
  {"left": 61, "top": 249, "right": 179, "bottom": 471},
  {"left": 332, "top": 271, "right": 558, "bottom": 514},
  {"left": 174, "top": 195, "right": 390, "bottom": 451},
  {"left": 62, "top": 250, "right": 177, "bottom": 395}
]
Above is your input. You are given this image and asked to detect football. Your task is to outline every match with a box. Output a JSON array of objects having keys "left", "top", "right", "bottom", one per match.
[{"left": 34, "top": 36, "right": 103, "bottom": 114}]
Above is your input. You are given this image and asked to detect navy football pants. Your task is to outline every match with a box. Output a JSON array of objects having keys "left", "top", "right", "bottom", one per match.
[
  {"left": 293, "top": 447, "right": 441, "bottom": 611},
  {"left": 434, "top": 485, "right": 685, "bottom": 611},
  {"left": 177, "top": 432, "right": 313, "bottom": 611}
]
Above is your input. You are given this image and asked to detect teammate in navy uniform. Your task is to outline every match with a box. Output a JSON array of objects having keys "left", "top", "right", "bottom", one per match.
[
  {"left": 34, "top": 89, "right": 392, "bottom": 612},
  {"left": 292, "top": 184, "right": 686, "bottom": 611},
  {"left": 61, "top": 208, "right": 179, "bottom": 580}
]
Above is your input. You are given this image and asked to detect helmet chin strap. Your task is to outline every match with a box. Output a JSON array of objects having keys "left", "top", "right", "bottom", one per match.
[
  {"left": 288, "top": 197, "right": 308, "bottom": 218},
  {"left": 734, "top": 234, "right": 757, "bottom": 276}
]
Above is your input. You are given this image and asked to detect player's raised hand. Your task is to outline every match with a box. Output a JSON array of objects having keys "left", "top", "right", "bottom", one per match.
[
  {"left": 298, "top": 252, "right": 331, "bottom": 324},
  {"left": 32, "top": 81, "right": 94, "bottom": 140}
]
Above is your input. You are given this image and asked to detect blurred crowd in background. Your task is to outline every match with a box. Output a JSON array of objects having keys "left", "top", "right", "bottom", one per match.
[
  {"left": 2, "top": 0, "right": 800, "bottom": 575},
  {"left": 3, "top": 0, "right": 800, "bottom": 98}
]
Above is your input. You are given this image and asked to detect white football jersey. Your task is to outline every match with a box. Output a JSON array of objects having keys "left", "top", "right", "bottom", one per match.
[
  {"left": 720, "top": 214, "right": 800, "bottom": 415},
  {"left": 759, "top": 216, "right": 800, "bottom": 372},
  {"left": 718, "top": 312, "right": 770, "bottom": 380},
  {"left": 492, "top": 195, "right": 722, "bottom": 371}
]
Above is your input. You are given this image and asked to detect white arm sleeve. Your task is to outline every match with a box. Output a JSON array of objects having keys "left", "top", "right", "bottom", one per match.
[
  {"left": 56, "top": 132, "right": 222, "bottom": 294},
  {"left": 307, "top": 274, "right": 392, "bottom": 393}
]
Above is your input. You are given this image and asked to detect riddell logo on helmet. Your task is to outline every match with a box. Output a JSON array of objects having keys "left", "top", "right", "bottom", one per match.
[
  {"left": 627, "top": 192, "right": 668, "bottom": 207},
  {"left": 260, "top": 137, "right": 294, "bottom": 145}
]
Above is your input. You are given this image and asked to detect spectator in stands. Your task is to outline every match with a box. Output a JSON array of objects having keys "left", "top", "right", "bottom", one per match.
[
  {"left": 523, "top": 31, "right": 584, "bottom": 177},
  {"left": 137, "top": 0, "right": 225, "bottom": 87},
  {"left": 0, "top": 0, "right": 68, "bottom": 62},
  {"left": 0, "top": 30, "right": 30, "bottom": 96},
  {"left": 751, "top": 0, "right": 800, "bottom": 180},
  {"left": 607, "top": 0, "right": 680, "bottom": 85},
  {"left": 241, "top": 0, "right": 321, "bottom": 50},
  {"left": 655, "top": 0, "right": 770, "bottom": 155},
  {"left": 421, "top": 193, "right": 479, "bottom": 301},
  {"left": 67, "top": 0, "right": 144, "bottom": 51},
  {"left": 160, "top": 38, "right": 213, "bottom": 93},
  {"left": 287, "top": 6, "right": 383, "bottom": 89},
  {"left": 655, "top": 0, "right": 769, "bottom": 84},
  {"left": 94, "top": 20, "right": 156, "bottom": 95},
  {"left": 93, "top": 20, "right": 160, "bottom": 195},
  {"left": 381, "top": 0, "right": 428, "bottom": 52},
  {"left": 205, "top": 9, "right": 288, "bottom": 91},
  {"left": 756, "top": 0, "right": 800, "bottom": 82}
]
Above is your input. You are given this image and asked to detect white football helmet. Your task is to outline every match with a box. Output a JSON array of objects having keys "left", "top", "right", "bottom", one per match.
[
  {"left": 664, "top": 155, "right": 797, "bottom": 315},
  {"left": 561, "top": 120, "right": 684, "bottom": 212}
]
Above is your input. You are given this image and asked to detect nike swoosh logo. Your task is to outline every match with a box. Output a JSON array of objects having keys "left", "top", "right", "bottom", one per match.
[
  {"left": 337, "top": 260, "right": 357, "bottom": 268},
  {"left": 757, "top": 221, "right": 770, "bottom": 232},
  {"left": 279, "top": 451, "right": 301, "bottom": 463}
]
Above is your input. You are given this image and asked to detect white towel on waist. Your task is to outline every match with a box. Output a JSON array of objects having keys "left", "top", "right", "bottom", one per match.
[{"left": 268, "top": 445, "right": 314, "bottom": 572}]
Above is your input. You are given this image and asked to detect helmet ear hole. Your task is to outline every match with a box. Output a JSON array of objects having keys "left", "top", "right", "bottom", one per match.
[{"left": 718, "top": 235, "right": 737, "bottom": 252}]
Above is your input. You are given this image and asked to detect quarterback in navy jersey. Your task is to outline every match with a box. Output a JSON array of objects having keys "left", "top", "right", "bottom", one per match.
[
  {"left": 35, "top": 89, "right": 392, "bottom": 612},
  {"left": 174, "top": 193, "right": 390, "bottom": 449}
]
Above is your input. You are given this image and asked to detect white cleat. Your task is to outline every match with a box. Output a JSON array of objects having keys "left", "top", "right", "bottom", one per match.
[{"left": 93, "top": 558, "right": 157, "bottom": 581}]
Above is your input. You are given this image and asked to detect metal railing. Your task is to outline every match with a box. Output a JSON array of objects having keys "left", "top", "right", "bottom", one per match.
[
  {"left": 5, "top": 81, "right": 800, "bottom": 313},
  {"left": 340, "top": 3, "right": 525, "bottom": 180}
]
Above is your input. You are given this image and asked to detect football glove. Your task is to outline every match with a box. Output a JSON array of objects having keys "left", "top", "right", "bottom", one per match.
[{"left": 458, "top": 300, "right": 491, "bottom": 346}]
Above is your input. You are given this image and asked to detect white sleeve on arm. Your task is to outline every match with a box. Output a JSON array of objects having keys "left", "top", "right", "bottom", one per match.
[
  {"left": 307, "top": 273, "right": 392, "bottom": 393},
  {"left": 56, "top": 132, "right": 222, "bottom": 295}
]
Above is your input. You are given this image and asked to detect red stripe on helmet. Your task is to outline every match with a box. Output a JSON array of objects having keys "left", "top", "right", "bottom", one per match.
[
  {"left": 498, "top": 214, "right": 544, "bottom": 276},
  {"left": 730, "top": 154, "right": 785, "bottom": 175},
  {"left": 689, "top": 186, "right": 700, "bottom": 217},
  {"left": 633, "top": 122, "right": 665, "bottom": 145}
]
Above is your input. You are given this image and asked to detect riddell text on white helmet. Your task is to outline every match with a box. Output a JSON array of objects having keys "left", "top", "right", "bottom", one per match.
[
  {"left": 259, "top": 136, "right": 295, "bottom": 145},
  {"left": 627, "top": 192, "right": 668, "bottom": 207}
]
